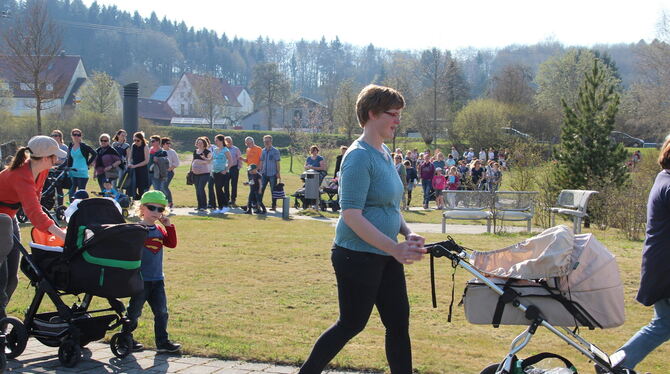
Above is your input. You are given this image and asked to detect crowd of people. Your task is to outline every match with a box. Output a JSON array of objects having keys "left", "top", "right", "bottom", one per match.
[{"left": 389, "top": 146, "right": 507, "bottom": 210}]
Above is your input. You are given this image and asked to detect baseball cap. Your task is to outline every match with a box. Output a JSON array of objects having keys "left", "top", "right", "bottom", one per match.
[
  {"left": 140, "top": 190, "right": 168, "bottom": 206},
  {"left": 247, "top": 163, "right": 257, "bottom": 171},
  {"left": 27, "top": 136, "right": 67, "bottom": 158}
]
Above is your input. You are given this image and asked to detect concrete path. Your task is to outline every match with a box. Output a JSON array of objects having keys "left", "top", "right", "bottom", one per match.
[
  {"left": 168, "top": 206, "right": 538, "bottom": 235},
  {"left": 8, "top": 338, "right": 368, "bottom": 373}
]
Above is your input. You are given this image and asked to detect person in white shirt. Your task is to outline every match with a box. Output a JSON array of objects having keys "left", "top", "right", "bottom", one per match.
[
  {"left": 161, "top": 137, "right": 180, "bottom": 208},
  {"left": 479, "top": 148, "right": 487, "bottom": 162}
]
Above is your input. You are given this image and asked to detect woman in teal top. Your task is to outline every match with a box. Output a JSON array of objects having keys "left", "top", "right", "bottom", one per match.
[
  {"left": 211, "top": 134, "right": 233, "bottom": 213},
  {"left": 300, "top": 85, "right": 426, "bottom": 374},
  {"left": 66, "top": 128, "right": 96, "bottom": 201}
]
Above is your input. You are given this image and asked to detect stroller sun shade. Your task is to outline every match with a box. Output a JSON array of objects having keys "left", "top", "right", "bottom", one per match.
[{"left": 464, "top": 225, "right": 625, "bottom": 329}]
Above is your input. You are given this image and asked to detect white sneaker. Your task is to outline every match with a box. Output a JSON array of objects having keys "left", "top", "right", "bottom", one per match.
[
  {"left": 220, "top": 207, "right": 230, "bottom": 213},
  {"left": 211, "top": 209, "right": 221, "bottom": 214}
]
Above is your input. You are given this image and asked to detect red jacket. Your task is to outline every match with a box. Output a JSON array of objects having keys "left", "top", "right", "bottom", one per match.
[{"left": 0, "top": 161, "right": 53, "bottom": 231}]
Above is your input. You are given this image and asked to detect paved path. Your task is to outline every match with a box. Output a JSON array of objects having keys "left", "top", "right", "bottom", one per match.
[
  {"left": 8, "top": 338, "right": 367, "bottom": 373},
  {"left": 169, "top": 206, "right": 539, "bottom": 235}
]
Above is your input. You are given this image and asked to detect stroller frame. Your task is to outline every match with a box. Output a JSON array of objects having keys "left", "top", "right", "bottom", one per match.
[
  {"left": 9, "top": 230, "right": 137, "bottom": 367},
  {"left": 16, "top": 167, "right": 76, "bottom": 224},
  {"left": 426, "top": 237, "right": 633, "bottom": 374}
]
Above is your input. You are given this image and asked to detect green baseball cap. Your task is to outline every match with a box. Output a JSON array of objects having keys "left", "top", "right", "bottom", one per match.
[{"left": 140, "top": 190, "right": 168, "bottom": 206}]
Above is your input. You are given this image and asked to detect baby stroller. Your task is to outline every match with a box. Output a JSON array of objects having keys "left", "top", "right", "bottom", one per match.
[
  {"left": 9, "top": 198, "right": 147, "bottom": 368},
  {"left": 319, "top": 177, "right": 339, "bottom": 212},
  {"left": 426, "top": 226, "right": 634, "bottom": 374},
  {"left": 16, "top": 167, "right": 76, "bottom": 224}
]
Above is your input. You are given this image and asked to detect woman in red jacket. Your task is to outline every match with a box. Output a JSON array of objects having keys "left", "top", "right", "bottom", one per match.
[{"left": 0, "top": 136, "right": 67, "bottom": 313}]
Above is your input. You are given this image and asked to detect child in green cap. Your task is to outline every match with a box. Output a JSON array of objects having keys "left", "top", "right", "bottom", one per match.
[{"left": 127, "top": 190, "right": 181, "bottom": 353}]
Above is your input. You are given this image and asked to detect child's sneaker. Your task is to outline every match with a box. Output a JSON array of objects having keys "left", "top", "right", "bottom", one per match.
[
  {"left": 132, "top": 340, "right": 144, "bottom": 352},
  {"left": 156, "top": 340, "right": 181, "bottom": 353}
]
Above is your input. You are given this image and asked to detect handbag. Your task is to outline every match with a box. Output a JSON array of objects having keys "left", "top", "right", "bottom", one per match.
[{"left": 186, "top": 171, "right": 195, "bottom": 186}]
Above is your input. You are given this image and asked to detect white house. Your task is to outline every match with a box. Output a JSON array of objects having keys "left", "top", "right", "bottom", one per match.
[
  {"left": 165, "top": 73, "right": 253, "bottom": 126},
  {"left": 0, "top": 55, "right": 88, "bottom": 116}
]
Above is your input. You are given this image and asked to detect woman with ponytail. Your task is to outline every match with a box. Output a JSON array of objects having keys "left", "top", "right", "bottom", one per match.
[{"left": 0, "top": 136, "right": 67, "bottom": 314}]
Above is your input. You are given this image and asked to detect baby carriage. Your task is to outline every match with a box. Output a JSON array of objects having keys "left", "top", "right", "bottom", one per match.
[
  {"left": 319, "top": 177, "right": 340, "bottom": 212},
  {"left": 9, "top": 198, "right": 147, "bottom": 368},
  {"left": 16, "top": 167, "right": 76, "bottom": 224},
  {"left": 426, "top": 226, "right": 634, "bottom": 374}
]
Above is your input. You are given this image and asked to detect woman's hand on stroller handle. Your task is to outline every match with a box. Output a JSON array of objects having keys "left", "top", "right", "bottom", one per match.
[
  {"left": 391, "top": 238, "right": 426, "bottom": 265},
  {"left": 425, "top": 237, "right": 467, "bottom": 257}
]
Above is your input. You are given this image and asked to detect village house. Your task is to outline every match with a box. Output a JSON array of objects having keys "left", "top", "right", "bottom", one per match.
[{"left": 239, "top": 96, "right": 328, "bottom": 131}]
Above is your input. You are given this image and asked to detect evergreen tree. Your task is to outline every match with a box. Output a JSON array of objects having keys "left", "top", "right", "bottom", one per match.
[{"left": 554, "top": 59, "right": 628, "bottom": 190}]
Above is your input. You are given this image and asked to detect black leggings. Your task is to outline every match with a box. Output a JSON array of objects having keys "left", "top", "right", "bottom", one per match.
[{"left": 299, "top": 246, "right": 412, "bottom": 374}]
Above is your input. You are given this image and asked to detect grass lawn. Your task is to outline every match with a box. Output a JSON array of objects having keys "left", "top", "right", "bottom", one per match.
[{"left": 10, "top": 216, "right": 670, "bottom": 374}]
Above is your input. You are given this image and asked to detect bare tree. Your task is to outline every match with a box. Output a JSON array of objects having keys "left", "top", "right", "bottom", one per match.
[
  {"left": 192, "top": 75, "right": 226, "bottom": 129},
  {"left": 2, "top": 0, "right": 62, "bottom": 134},
  {"left": 77, "top": 71, "right": 119, "bottom": 114},
  {"left": 250, "top": 63, "right": 291, "bottom": 130},
  {"left": 333, "top": 79, "right": 359, "bottom": 142},
  {"left": 489, "top": 63, "right": 535, "bottom": 105}
]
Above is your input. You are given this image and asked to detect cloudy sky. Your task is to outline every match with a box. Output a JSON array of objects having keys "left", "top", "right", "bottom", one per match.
[{"left": 84, "top": 0, "right": 669, "bottom": 50}]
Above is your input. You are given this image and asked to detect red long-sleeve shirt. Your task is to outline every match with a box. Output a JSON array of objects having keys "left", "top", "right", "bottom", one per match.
[{"left": 0, "top": 161, "right": 53, "bottom": 231}]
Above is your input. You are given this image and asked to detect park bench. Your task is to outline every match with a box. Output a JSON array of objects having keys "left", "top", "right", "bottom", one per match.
[
  {"left": 493, "top": 191, "right": 538, "bottom": 232},
  {"left": 549, "top": 189, "right": 598, "bottom": 234},
  {"left": 441, "top": 190, "right": 494, "bottom": 233}
]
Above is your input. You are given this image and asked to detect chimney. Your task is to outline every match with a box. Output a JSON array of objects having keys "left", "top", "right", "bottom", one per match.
[{"left": 123, "top": 83, "right": 139, "bottom": 135}]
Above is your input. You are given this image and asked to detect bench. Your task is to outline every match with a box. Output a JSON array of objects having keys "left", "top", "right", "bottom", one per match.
[
  {"left": 549, "top": 189, "right": 598, "bottom": 234},
  {"left": 441, "top": 190, "right": 494, "bottom": 233},
  {"left": 493, "top": 191, "right": 538, "bottom": 232}
]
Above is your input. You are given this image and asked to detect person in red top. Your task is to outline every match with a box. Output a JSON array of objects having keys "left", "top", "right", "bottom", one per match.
[{"left": 0, "top": 135, "right": 67, "bottom": 314}]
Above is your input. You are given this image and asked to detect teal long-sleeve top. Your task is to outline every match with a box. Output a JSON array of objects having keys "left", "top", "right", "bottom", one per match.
[{"left": 334, "top": 139, "right": 404, "bottom": 256}]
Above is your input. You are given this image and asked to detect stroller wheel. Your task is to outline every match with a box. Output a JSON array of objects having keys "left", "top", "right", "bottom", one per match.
[
  {"left": 479, "top": 364, "right": 499, "bottom": 374},
  {"left": 1, "top": 317, "right": 27, "bottom": 359},
  {"left": 58, "top": 339, "right": 81, "bottom": 368},
  {"left": 122, "top": 209, "right": 129, "bottom": 218},
  {"left": 109, "top": 332, "right": 133, "bottom": 358},
  {"left": 55, "top": 205, "right": 67, "bottom": 222}
]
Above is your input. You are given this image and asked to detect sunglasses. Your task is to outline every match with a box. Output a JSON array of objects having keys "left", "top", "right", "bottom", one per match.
[
  {"left": 100, "top": 139, "right": 109, "bottom": 143},
  {"left": 144, "top": 205, "right": 165, "bottom": 213},
  {"left": 72, "top": 133, "right": 82, "bottom": 137}
]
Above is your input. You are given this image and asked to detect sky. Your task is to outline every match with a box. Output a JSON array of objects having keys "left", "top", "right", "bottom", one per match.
[{"left": 83, "top": 0, "right": 670, "bottom": 51}]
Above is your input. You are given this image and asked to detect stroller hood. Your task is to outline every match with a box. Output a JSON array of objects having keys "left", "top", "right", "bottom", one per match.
[{"left": 472, "top": 225, "right": 578, "bottom": 279}]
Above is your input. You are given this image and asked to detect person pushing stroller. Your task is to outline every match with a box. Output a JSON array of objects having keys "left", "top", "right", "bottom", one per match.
[{"left": 128, "top": 191, "right": 181, "bottom": 353}]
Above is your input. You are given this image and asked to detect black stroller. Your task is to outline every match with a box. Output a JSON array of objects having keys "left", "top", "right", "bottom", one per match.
[
  {"left": 9, "top": 198, "right": 147, "bottom": 368},
  {"left": 16, "top": 167, "right": 76, "bottom": 224},
  {"left": 426, "top": 226, "right": 634, "bottom": 374}
]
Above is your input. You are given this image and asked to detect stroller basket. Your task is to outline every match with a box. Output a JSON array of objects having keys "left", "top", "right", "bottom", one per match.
[{"left": 32, "top": 312, "right": 117, "bottom": 347}]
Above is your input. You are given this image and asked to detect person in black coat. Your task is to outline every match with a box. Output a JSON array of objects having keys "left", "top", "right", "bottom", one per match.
[
  {"left": 616, "top": 136, "right": 670, "bottom": 370},
  {"left": 333, "top": 145, "right": 347, "bottom": 177}
]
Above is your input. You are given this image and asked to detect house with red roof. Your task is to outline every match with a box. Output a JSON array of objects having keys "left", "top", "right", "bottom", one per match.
[{"left": 0, "top": 55, "right": 88, "bottom": 116}]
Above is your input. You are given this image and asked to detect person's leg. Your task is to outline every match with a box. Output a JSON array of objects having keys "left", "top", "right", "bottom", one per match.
[
  {"left": 260, "top": 175, "right": 270, "bottom": 207},
  {"left": 97, "top": 175, "right": 106, "bottom": 191},
  {"left": 375, "top": 258, "right": 412, "bottom": 373},
  {"left": 195, "top": 174, "right": 208, "bottom": 209},
  {"left": 146, "top": 280, "right": 170, "bottom": 346},
  {"left": 5, "top": 225, "right": 20, "bottom": 303},
  {"left": 213, "top": 173, "right": 225, "bottom": 210},
  {"left": 422, "top": 180, "right": 431, "bottom": 207},
  {"left": 127, "top": 282, "right": 149, "bottom": 323},
  {"left": 207, "top": 174, "right": 216, "bottom": 208},
  {"left": 269, "top": 176, "right": 278, "bottom": 209},
  {"left": 619, "top": 298, "right": 670, "bottom": 369},
  {"left": 222, "top": 173, "right": 230, "bottom": 207},
  {"left": 229, "top": 166, "right": 239, "bottom": 204},
  {"left": 299, "top": 247, "right": 385, "bottom": 374},
  {"left": 165, "top": 171, "right": 174, "bottom": 205}
]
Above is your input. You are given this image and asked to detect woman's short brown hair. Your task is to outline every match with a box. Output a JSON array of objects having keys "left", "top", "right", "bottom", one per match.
[
  {"left": 309, "top": 145, "right": 319, "bottom": 153},
  {"left": 658, "top": 135, "right": 670, "bottom": 169},
  {"left": 355, "top": 84, "right": 404, "bottom": 127}
]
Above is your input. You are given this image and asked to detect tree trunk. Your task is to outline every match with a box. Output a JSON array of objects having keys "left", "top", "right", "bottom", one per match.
[
  {"left": 289, "top": 149, "right": 294, "bottom": 173},
  {"left": 36, "top": 102, "right": 42, "bottom": 135}
]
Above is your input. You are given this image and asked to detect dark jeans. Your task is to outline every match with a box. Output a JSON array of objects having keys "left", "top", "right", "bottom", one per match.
[
  {"left": 165, "top": 171, "right": 174, "bottom": 204},
  {"left": 69, "top": 177, "right": 89, "bottom": 201},
  {"left": 299, "top": 246, "right": 411, "bottom": 374},
  {"left": 151, "top": 177, "right": 167, "bottom": 196},
  {"left": 213, "top": 172, "right": 230, "bottom": 209},
  {"left": 247, "top": 185, "right": 262, "bottom": 209},
  {"left": 228, "top": 166, "right": 239, "bottom": 203},
  {"left": 193, "top": 173, "right": 209, "bottom": 209},
  {"left": 127, "top": 280, "right": 170, "bottom": 346},
  {"left": 207, "top": 174, "right": 215, "bottom": 208},
  {"left": 260, "top": 175, "right": 278, "bottom": 208},
  {"left": 421, "top": 179, "right": 432, "bottom": 205}
]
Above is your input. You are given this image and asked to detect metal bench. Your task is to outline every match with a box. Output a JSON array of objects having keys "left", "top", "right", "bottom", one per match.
[
  {"left": 494, "top": 191, "right": 538, "bottom": 232},
  {"left": 549, "top": 189, "right": 598, "bottom": 234},
  {"left": 441, "top": 190, "right": 494, "bottom": 233}
]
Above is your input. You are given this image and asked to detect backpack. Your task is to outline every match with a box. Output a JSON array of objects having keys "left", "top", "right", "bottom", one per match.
[{"left": 153, "top": 156, "right": 169, "bottom": 180}]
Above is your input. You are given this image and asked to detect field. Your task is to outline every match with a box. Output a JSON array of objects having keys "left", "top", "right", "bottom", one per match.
[{"left": 10, "top": 213, "right": 669, "bottom": 373}]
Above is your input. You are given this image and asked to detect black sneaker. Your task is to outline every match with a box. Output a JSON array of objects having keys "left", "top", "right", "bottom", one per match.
[
  {"left": 156, "top": 340, "right": 181, "bottom": 353},
  {"left": 132, "top": 340, "right": 144, "bottom": 352}
]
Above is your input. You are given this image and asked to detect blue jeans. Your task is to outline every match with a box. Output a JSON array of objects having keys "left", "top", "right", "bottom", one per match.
[
  {"left": 127, "top": 280, "right": 170, "bottom": 346},
  {"left": 260, "top": 175, "right": 278, "bottom": 208},
  {"left": 69, "top": 177, "right": 88, "bottom": 201},
  {"left": 193, "top": 173, "right": 209, "bottom": 209},
  {"left": 151, "top": 177, "right": 166, "bottom": 196},
  {"left": 421, "top": 179, "right": 432, "bottom": 205},
  {"left": 164, "top": 171, "right": 174, "bottom": 204},
  {"left": 619, "top": 298, "right": 670, "bottom": 369}
]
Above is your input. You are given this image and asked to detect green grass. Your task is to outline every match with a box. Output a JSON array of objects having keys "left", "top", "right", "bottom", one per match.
[{"left": 10, "top": 217, "right": 669, "bottom": 373}]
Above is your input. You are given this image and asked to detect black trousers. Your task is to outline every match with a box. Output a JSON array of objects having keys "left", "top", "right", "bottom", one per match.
[
  {"left": 228, "top": 166, "right": 239, "bottom": 203},
  {"left": 213, "top": 172, "right": 230, "bottom": 209},
  {"left": 299, "top": 246, "right": 412, "bottom": 374}
]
